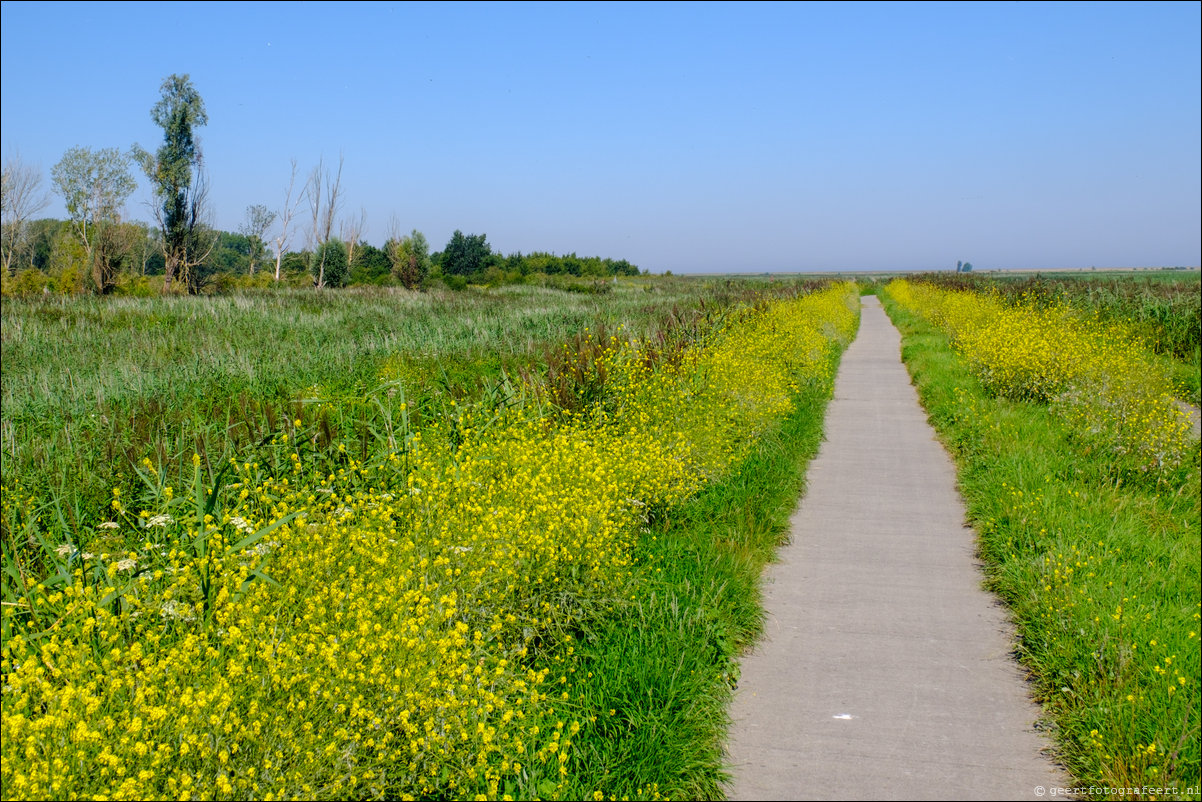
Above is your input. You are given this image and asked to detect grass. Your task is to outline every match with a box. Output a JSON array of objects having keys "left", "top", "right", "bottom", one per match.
[
  {"left": 556, "top": 339, "right": 851, "bottom": 799},
  {"left": 900, "top": 271, "right": 1202, "bottom": 405},
  {"left": 879, "top": 284, "right": 1200, "bottom": 799},
  {"left": 1, "top": 279, "right": 780, "bottom": 543},
  {"left": 1, "top": 278, "right": 859, "bottom": 800}
]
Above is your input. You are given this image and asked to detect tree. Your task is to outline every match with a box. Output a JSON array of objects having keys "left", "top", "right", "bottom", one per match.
[
  {"left": 208, "top": 231, "right": 256, "bottom": 274},
  {"left": 441, "top": 230, "right": 491, "bottom": 278},
  {"left": 48, "top": 225, "right": 89, "bottom": 293},
  {"left": 26, "top": 218, "right": 60, "bottom": 272},
  {"left": 238, "top": 204, "right": 276, "bottom": 276},
  {"left": 340, "top": 206, "right": 366, "bottom": 273},
  {"left": 50, "top": 146, "right": 137, "bottom": 293},
  {"left": 399, "top": 230, "right": 431, "bottom": 289},
  {"left": 132, "top": 73, "right": 215, "bottom": 293},
  {"left": 127, "top": 221, "right": 163, "bottom": 276},
  {"left": 311, "top": 238, "right": 348, "bottom": 288},
  {"left": 2, "top": 152, "right": 51, "bottom": 274},
  {"left": 349, "top": 242, "right": 392, "bottom": 285},
  {"left": 385, "top": 218, "right": 431, "bottom": 290},
  {"left": 306, "top": 155, "right": 344, "bottom": 289},
  {"left": 272, "top": 159, "right": 303, "bottom": 282}
]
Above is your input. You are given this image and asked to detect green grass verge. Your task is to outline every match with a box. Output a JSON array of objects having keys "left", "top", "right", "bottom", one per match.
[
  {"left": 553, "top": 321, "right": 854, "bottom": 800},
  {"left": 0, "top": 281, "right": 764, "bottom": 546},
  {"left": 878, "top": 292, "right": 1201, "bottom": 799}
]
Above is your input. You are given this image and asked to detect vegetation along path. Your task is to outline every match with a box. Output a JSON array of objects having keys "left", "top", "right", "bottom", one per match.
[{"left": 723, "top": 295, "right": 1070, "bottom": 801}]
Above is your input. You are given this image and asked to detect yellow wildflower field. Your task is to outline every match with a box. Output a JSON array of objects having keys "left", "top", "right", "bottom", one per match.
[
  {"left": 887, "top": 279, "right": 1194, "bottom": 474},
  {"left": 2, "top": 283, "right": 858, "bottom": 800}
]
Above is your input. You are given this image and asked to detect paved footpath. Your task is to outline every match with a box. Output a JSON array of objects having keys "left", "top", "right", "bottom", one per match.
[{"left": 723, "top": 296, "right": 1070, "bottom": 801}]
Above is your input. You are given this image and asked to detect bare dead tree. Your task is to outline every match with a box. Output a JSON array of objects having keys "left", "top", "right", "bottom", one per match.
[
  {"left": 306, "top": 155, "right": 344, "bottom": 289},
  {"left": 172, "top": 169, "right": 219, "bottom": 293},
  {"left": 340, "top": 205, "right": 367, "bottom": 274},
  {"left": 1, "top": 152, "right": 51, "bottom": 274},
  {"left": 272, "top": 158, "right": 302, "bottom": 282},
  {"left": 384, "top": 213, "right": 403, "bottom": 266}
]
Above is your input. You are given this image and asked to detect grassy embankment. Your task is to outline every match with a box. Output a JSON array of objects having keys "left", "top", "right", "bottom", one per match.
[
  {"left": 2, "top": 278, "right": 859, "bottom": 800},
  {"left": 879, "top": 279, "right": 1200, "bottom": 800}
]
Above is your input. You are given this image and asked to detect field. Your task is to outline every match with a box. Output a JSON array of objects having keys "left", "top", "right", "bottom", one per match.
[
  {"left": 1, "top": 277, "right": 860, "bottom": 799},
  {"left": 3, "top": 270, "right": 1199, "bottom": 800}
]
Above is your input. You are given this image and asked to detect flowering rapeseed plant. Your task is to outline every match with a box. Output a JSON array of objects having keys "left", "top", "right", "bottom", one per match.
[
  {"left": 886, "top": 279, "right": 1195, "bottom": 474},
  {"left": 1, "top": 283, "right": 858, "bottom": 800}
]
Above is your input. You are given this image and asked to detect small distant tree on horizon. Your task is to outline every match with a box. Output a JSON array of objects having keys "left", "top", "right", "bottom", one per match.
[
  {"left": 238, "top": 204, "right": 276, "bottom": 276},
  {"left": 387, "top": 225, "right": 431, "bottom": 289},
  {"left": 441, "top": 230, "right": 490, "bottom": 278},
  {"left": 311, "top": 238, "right": 348, "bottom": 288}
]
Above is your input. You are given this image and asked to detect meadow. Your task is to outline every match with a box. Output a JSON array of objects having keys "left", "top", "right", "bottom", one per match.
[
  {"left": 880, "top": 276, "right": 1200, "bottom": 799},
  {"left": 1, "top": 276, "right": 860, "bottom": 800},
  {"left": 4, "top": 269, "right": 1198, "bottom": 800}
]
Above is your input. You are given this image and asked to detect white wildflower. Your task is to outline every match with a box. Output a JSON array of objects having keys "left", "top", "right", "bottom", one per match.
[
  {"left": 97, "top": 521, "right": 120, "bottom": 530},
  {"left": 249, "top": 540, "right": 277, "bottom": 557},
  {"left": 159, "top": 600, "right": 196, "bottom": 621}
]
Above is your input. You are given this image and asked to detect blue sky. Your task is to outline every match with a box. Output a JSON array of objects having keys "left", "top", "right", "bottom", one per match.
[{"left": 2, "top": 0, "right": 1199, "bottom": 273}]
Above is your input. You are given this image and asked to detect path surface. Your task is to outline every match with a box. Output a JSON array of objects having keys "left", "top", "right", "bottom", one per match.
[{"left": 723, "top": 296, "right": 1069, "bottom": 801}]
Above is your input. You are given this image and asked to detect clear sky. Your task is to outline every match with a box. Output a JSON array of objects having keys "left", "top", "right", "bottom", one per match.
[{"left": 2, "top": 0, "right": 1199, "bottom": 274}]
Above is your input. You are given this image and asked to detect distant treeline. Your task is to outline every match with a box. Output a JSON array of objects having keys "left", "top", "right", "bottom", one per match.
[
  {"left": 2, "top": 75, "right": 642, "bottom": 297},
  {"left": 1, "top": 218, "right": 641, "bottom": 296}
]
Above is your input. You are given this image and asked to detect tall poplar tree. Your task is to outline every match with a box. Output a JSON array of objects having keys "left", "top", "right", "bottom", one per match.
[{"left": 132, "top": 74, "right": 214, "bottom": 293}]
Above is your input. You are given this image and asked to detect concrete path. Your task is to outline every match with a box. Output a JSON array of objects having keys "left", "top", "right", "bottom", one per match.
[{"left": 723, "top": 296, "right": 1070, "bottom": 801}]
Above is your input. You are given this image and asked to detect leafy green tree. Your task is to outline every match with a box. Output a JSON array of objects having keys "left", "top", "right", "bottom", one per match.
[
  {"left": 126, "top": 220, "right": 164, "bottom": 275},
  {"left": 26, "top": 218, "right": 60, "bottom": 272},
  {"left": 50, "top": 146, "right": 137, "bottom": 293},
  {"left": 388, "top": 229, "right": 432, "bottom": 289},
  {"left": 238, "top": 204, "right": 276, "bottom": 276},
  {"left": 310, "top": 238, "right": 348, "bottom": 288},
  {"left": 441, "top": 230, "right": 491, "bottom": 278},
  {"left": 207, "top": 232, "right": 255, "bottom": 274},
  {"left": 132, "top": 73, "right": 214, "bottom": 293},
  {"left": 47, "top": 225, "right": 88, "bottom": 293},
  {"left": 349, "top": 242, "right": 392, "bottom": 285}
]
